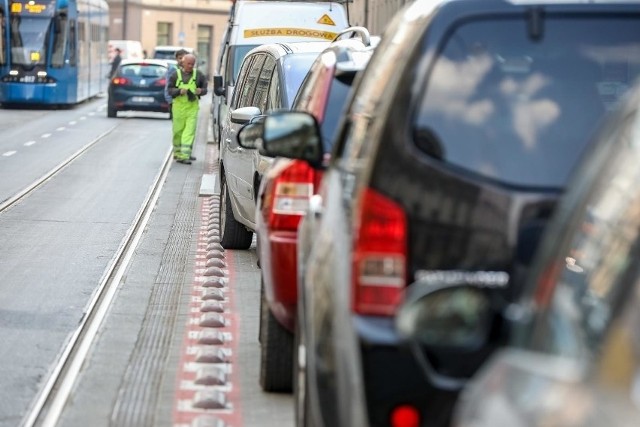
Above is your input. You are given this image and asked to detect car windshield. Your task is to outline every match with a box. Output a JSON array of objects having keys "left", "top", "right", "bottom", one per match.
[
  {"left": 282, "top": 53, "right": 322, "bottom": 108},
  {"left": 415, "top": 15, "right": 640, "bottom": 188}
]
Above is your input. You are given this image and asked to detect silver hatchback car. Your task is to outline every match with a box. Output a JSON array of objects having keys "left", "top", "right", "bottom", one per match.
[{"left": 217, "top": 41, "right": 330, "bottom": 249}]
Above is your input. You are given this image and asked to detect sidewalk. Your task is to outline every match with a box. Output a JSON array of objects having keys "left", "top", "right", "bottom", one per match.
[{"left": 57, "top": 98, "right": 293, "bottom": 427}]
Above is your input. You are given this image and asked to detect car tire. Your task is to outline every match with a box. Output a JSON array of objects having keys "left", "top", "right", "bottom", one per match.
[
  {"left": 259, "top": 279, "right": 294, "bottom": 392},
  {"left": 219, "top": 176, "right": 253, "bottom": 249},
  {"left": 107, "top": 101, "right": 117, "bottom": 118}
]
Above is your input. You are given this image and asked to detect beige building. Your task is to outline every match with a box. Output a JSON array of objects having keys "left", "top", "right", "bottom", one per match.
[{"left": 107, "top": 0, "right": 232, "bottom": 78}]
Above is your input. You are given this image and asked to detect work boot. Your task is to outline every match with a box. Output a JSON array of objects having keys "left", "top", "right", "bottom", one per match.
[
  {"left": 177, "top": 159, "right": 192, "bottom": 165},
  {"left": 189, "top": 155, "right": 197, "bottom": 161}
]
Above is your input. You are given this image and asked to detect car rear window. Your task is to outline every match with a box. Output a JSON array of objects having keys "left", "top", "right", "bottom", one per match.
[
  {"left": 119, "top": 64, "right": 167, "bottom": 78},
  {"left": 415, "top": 15, "right": 640, "bottom": 188}
]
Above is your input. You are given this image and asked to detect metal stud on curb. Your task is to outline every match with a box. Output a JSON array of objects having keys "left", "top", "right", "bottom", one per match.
[
  {"left": 195, "top": 366, "right": 227, "bottom": 386},
  {"left": 200, "top": 301, "right": 224, "bottom": 313},
  {"left": 197, "top": 329, "right": 226, "bottom": 345},
  {"left": 202, "top": 278, "right": 226, "bottom": 288},
  {"left": 192, "top": 390, "right": 227, "bottom": 410},
  {"left": 202, "top": 289, "right": 225, "bottom": 301},
  {"left": 199, "top": 313, "right": 226, "bottom": 327},
  {"left": 206, "top": 258, "right": 226, "bottom": 268}
]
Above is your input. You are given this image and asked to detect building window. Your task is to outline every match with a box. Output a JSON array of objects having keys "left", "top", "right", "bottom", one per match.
[
  {"left": 157, "top": 22, "right": 172, "bottom": 46},
  {"left": 197, "top": 25, "right": 212, "bottom": 77}
]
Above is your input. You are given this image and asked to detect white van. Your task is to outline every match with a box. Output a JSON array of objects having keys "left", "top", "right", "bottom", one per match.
[
  {"left": 152, "top": 46, "right": 195, "bottom": 60},
  {"left": 107, "top": 40, "right": 144, "bottom": 62},
  {"left": 211, "top": 0, "right": 349, "bottom": 146}
]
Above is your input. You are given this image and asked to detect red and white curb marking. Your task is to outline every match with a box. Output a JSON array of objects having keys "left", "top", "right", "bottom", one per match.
[{"left": 173, "top": 186, "right": 242, "bottom": 427}]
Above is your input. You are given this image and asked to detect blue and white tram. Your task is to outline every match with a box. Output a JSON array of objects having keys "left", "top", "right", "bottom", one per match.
[
  {"left": 0, "top": 0, "right": 109, "bottom": 105},
  {"left": 0, "top": 0, "right": 9, "bottom": 83}
]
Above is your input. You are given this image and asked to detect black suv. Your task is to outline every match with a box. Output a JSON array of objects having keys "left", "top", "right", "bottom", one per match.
[{"left": 259, "top": 0, "right": 640, "bottom": 425}]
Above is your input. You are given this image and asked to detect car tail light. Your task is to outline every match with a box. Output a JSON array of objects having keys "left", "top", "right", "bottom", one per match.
[
  {"left": 390, "top": 405, "right": 420, "bottom": 427},
  {"left": 266, "top": 160, "right": 315, "bottom": 231},
  {"left": 154, "top": 77, "right": 167, "bottom": 86},
  {"left": 352, "top": 188, "right": 407, "bottom": 316},
  {"left": 111, "top": 77, "right": 131, "bottom": 86}
]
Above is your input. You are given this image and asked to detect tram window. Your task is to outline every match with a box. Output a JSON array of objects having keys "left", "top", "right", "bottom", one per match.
[
  {"left": 51, "top": 14, "right": 68, "bottom": 68},
  {"left": 0, "top": 8, "right": 5, "bottom": 65},
  {"left": 10, "top": 15, "right": 50, "bottom": 66},
  {"left": 68, "top": 20, "right": 76, "bottom": 66}
]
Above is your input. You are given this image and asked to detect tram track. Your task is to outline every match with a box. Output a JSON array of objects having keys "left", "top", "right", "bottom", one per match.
[
  {"left": 14, "top": 141, "right": 174, "bottom": 427},
  {"left": 0, "top": 124, "right": 116, "bottom": 214}
]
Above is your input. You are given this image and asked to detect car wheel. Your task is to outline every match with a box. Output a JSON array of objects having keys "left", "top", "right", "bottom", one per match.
[
  {"left": 107, "top": 100, "right": 117, "bottom": 118},
  {"left": 219, "top": 176, "right": 253, "bottom": 249},
  {"left": 294, "top": 312, "right": 315, "bottom": 426},
  {"left": 259, "top": 278, "right": 294, "bottom": 392}
]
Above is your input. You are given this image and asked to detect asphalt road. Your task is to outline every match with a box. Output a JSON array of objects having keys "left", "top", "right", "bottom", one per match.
[{"left": 0, "top": 97, "right": 293, "bottom": 427}]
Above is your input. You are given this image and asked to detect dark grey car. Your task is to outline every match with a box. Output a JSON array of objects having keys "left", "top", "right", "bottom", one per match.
[{"left": 258, "top": 0, "right": 640, "bottom": 426}]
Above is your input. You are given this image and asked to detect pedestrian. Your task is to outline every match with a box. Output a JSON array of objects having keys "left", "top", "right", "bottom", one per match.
[
  {"left": 109, "top": 48, "right": 122, "bottom": 79},
  {"left": 164, "top": 49, "right": 189, "bottom": 116},
  {"left": 167, "top": 53, "right": 208, "bottom": 164}
]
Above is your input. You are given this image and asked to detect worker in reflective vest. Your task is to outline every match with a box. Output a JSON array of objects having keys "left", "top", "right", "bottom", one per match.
[{"left": 168, "top": 53, "right": 208, "bottom": 164}]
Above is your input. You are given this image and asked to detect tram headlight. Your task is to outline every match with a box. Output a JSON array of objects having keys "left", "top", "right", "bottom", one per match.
[
  {"left": 9, "top": 70, "right": 18, "bottom": 76},
  {"left": 37, "top": 71, "right": 47, "bottom": 77}
]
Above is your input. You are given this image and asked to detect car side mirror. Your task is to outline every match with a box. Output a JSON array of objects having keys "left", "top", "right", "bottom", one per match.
[
  {"left": 261, "top": 111, "right": 323, "bottom": 167},
  {"left": 213, "top": 75, "right": 225, "bottom": 97},
  {"left": 237, "top": 120, "right": 265, "bottom": 149},
  {"left": 230, "top": 106, "right": 261, "bottom": 125}
]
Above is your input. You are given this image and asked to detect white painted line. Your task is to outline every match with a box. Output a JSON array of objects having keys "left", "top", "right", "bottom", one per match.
[
  {"left": 57, "top": 127, "right": 65, "bottom": 131},
  {"left": 69, "top": 121, "right": 77, "bottom": 125},
  {"left": 80, "top": 117, "right": 86, "bottom": 120},
  {"left": 42, "top": 133, "right": 52, "bottom": 138},
  {"left": 24, "top": 141, "right": 36, "bottom": 146},
  {"left": 3, "top": 151, "right": 17, "bottom": 157}
]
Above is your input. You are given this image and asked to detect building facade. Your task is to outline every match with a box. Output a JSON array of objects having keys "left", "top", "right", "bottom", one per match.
[{"left": 107, "top": 0, "right": 231, "bottom": 78}]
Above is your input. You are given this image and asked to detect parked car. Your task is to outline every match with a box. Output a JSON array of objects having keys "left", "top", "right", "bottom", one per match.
[
  {"left": 257, "top": 0, "right": 640, "bottom": 425},
  {"left": 152, "top": 45, "right": 194, "bottom": 60},
  {"left": 237, "top": 28, "right": 378, "bottom": 393},
  {"left": 107, "top": 59, "right": 171, "bottom": 118},
  {"left": 218, "top": 41, "right": 331, "bottom": 249},
  {"left": 447, "top": 80, "right": 640, "bottom": 427},
  {"left": 211, "top": 0, "right": 349, "bottom": 148}
]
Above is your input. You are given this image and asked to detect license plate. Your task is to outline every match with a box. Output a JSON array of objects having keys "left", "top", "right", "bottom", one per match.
[{"left": 132, "top": 96, "right": 154, "bottom": 103}]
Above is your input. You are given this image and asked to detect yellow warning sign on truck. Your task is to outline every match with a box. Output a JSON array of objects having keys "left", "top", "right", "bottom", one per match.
[
  {"left": 244, "top": 28, "right": 338, "bottom": 40},
  {"left": 317, "top": 14, "right": 336, "bottom": 25}
]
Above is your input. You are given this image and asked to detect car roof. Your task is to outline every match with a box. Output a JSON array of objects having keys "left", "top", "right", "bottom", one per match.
[
  {"left": 120, "top": 59, "right": 170, "bottom": 67},
  {"left": 154, "top": 46, "right": 195, "bottom": 52},
  {"left": 245, "top": 41, "right": 332, "bottom": 60}
]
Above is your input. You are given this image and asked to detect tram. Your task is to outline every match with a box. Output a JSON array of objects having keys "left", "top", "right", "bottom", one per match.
[{"left": 0, "top": 0, "right": 109, "bottom": 106}]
